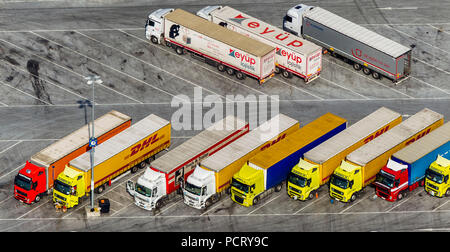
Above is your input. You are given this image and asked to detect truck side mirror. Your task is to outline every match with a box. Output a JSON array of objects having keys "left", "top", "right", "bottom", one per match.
[
  {"left": 445, "top": 175, "right": 449, "bottom": 183},
  {"left": 349, "top": 181, "right": 354, "bottom": 189},
  {"left": 32, "top": 182, "right": 37, "bottom": 190}
]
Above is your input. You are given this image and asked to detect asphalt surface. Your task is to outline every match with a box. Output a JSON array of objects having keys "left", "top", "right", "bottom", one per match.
[{"left": 1, "top": 0, "right": 450, "bottom": 232}]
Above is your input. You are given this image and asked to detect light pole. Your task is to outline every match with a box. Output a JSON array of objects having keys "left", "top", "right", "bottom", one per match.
[{"left": 85, "top": 75, "right": 102, "bottom": 212}]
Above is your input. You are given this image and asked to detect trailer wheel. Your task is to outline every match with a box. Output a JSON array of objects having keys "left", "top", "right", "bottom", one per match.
[
  {"left": 96, "top": 184, "right": 105, "bottom": 194},
  {"left": 175, "top": 46, "right": 184, "bottom": 55},
  {"left": 372, "top": 71, "right": 381, "bottom": 79},
  {"left": 139, "top": 161, "right": 147, "bottom": 169},
  {"left": 226, "top": 67, "right": 235, "bottom": 75},
  {"left": 165, "top": 41, "right": 171, "bottom": 47},
  {"left": 275, "top": 66, "right": 281, "bottom": 74},
  {"left": 150, "top": 36, "right": 159, "bottom": 44},
  {"left": 235, "top": 71, "right": 246, "bottom": 80},
  {"left": 362, "top": 67, "right": 371, "bottom": 75},
  {"left": 131, "top": 165, "right": 139, "bottom": 174},
  {"left": 353, "top": 63, "right": 362, "bottom": 71},
  {"left": 282, "top": 70, "right": 293, "bottom": 78},
  {"left": 275, "top": 184, "right": 282, "bottom": 192},
  {"left": 217, "top": 64, "right": 226, "bottom": 72}
]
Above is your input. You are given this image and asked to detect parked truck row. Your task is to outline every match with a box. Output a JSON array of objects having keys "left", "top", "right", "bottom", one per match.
[{"left": 145, "top": 5, "right": 412, "bottom": 84}]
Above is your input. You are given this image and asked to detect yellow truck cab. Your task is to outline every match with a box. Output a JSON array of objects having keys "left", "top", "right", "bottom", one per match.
[
  {"left": 329, "top": 160, "right": 363, "bottom": 202},
  {"left": 425, "top": 155, "right": 450, "bottom": 197},
  {"left": 231, "top": 163, "right": 266, "bottom": 206},
  {"left": 287, "top": 158, "right": 320, "bottom": 200},
  {"left": 53, "top": 166, "right": 86, "bottom": 208}
]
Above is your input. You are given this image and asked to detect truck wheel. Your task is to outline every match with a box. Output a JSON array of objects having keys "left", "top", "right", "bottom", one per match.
[
  {"left": 350, "top": 193, "right": 357, "bottom": 202},
  {"left": 236, "top": 71, "right": 246, "bottom": 80},
  {"left": 131, "top": 165, "right": 139, "bottom": 173},
  {"left": 275, "top": 67, "right": 281, "bottom": 74},
  {"left": 398, "top": 192, "right": 404, "bottom": 200},
  {"left": 155, "top": 200, "right": 162, "bottom": 209},
  {"left": 217, "top": 64, "right": 226, "bottom": 72},
  {"left": 175, "top": 46, "right": 184, "bottom": 55},
  {"left": 282, "top": 70, "right": 293, "bottom": 78},
  {"left": 226, "top": 67, "right": 235, "bottom": 75},
  {"left": 275, "top": 184, "right": 282, "bottom": 192},
  {"left": 139, "top": 161, "right": 146, "bottom": 169},
  {"left": 372, "top": 71, "right": 381, "bottom": 79},
  {"left": 252, "top": 196, "right": 259, "bottom": 205},
  {"left": 362, "top": 67, "right": 371, "bottom": 75},
  {"left": 353, "top": 63, "right": 362, "bottom": 71},
  {"left": 446, "top": 189, "right": 450, "bottom": 197},
  {"left": 150, "top": 36, "right": 159, "bottom": 44},
  {"left": 35, "top": 194, "right": 41, "bottom": 203}
]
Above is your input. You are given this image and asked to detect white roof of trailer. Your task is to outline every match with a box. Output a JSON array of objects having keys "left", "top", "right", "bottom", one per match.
[
  {"left": 31, "top": 110, "right": 131, "bottom": 168},
  {"left": 393, "top": 122, "right": 450, "bottom": 164},
  {"left": 201, "top": 114, "right": 298, "bottom": 172},
  {"left": 347, "top": 108, "right": 443, "bottom": 166},
  {"left": 304, "top": 107, "right": 401, "bottom": 164},
  {"left": 70, "top": 114, "right": 170, "bottom": 172},
  {"left": 151, "top": 115, "right": 247, "bottom": 174},
  {"left": 213, "top": 6, "right": 321, "bottom": 55},
  {"left": 304, "top": 7, "right": 411, "bottom": 58}
]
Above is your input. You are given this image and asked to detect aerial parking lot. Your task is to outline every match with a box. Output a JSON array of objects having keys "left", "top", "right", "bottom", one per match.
[{"left": 1, "top": 0, "right": 450, "bottom": 232}]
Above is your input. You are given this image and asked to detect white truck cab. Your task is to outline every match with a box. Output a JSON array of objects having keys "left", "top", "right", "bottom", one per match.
[
  {"left": 196, "top": 5, "right": 222, "bottom": 21},
  {"left": 145, "top": 8, "right": 174, "bottom": 44},
  {"left": 183, "top": 165, "right": 216, "bottom": 209},
  {"left": 283, "top": 4, "right": 314, "bottom": 36},
  {"left": 126, "top": 168, "right": 167, "bottom": 210}
]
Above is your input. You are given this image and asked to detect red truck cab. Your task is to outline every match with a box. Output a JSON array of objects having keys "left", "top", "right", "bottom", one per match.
[
  {"left": 14, "top": 161, "right": 48, "bottom": 204},
  {"left": 375, "top": 159, "right": 409, "bottom": 202}
]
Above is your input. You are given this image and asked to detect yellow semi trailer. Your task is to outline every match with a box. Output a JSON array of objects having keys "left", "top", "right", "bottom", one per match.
[{"left": 53, "top": 114, "right": 171, "bottom": 209}]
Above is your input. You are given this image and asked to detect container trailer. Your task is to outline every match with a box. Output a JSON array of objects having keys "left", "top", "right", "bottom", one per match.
[
  {"left": 282, "top": 4, "right": 412, "bottom": 82},
  {"left": 330, "top": 108, "right": 444, "bottom": 203},
  {"left": 375, "top": 122, "right": 450, "bottom": 201},
  {"left": 197, "top": 5, "right": 322, "bottom": 83},
  {"left": 231, "top": 113, "right": 346, "bottom": 207},
  {"left": 183, "top": 114, "right": 299, "bottom": 209},
  {"left": 52, "top": 114, "right": 170, "bottom": 209},
  {"left": 13, "top": 110, "right": 131, "bottom": 204},
  {"left": 287, "top": 107, "right": 401, "bottom": 201},
  {"left": 126, "top": 115, "right": 249, "bottom": 210},
  {"left": 145, "top": 8, "right": 276, "bottom": 84}
]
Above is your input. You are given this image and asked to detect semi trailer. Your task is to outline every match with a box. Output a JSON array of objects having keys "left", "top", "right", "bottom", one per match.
[
  {"left": 197, "top": 5, "right": 322, "bottom": 83},
  {"left": 231, "top": 113, "right": 347, "bottom": 207},
  {"left": 183, "top": 114, "right": 299, "bottom": 209},
  {"left": 53, "top": 114, "right": 171, "bottom": 209},
  {"left": 283, "top": 4, "right": 412, "bottom": 82},
  {"left": 330, "top": 108, "right": 444, "bottom": 203},
  {"left": 375, "top": 122, "right": 450, "bottom": 201},
  {"left": 13, "top": 110, "right": 131, "bottom": 204},
  {"left": 145, "top": 8, "right": 276, "bottom": 84},
  {"left": 287, "top": 107, "right": 401, "bottom": 201},
  {"left": 126, "top": 115, "right": 249, "bottom": 211}
]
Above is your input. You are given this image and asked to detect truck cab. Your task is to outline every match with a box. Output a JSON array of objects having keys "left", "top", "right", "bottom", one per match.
[
  {"left": 14, "top": 161, "right": 47, "bottom": 204},
  {"left": 287, "top": 158, "right": 320, "bottom": 201},
  {"left": 329, "top": 160, "right": 362, "bottom": 203},
  {"left": 230, "top": 163, "right": 264, "bottom": 207},
  {"left": 52, "top": 166, "right": 85, "bottom": 209},
  {"left": 282, "top": 4, "right": 314, "bottom": 36},
  {"left": 196, "top": 5, "right": 222, "bottom": 21},
  {"left": 183, "top": 166, "right": 216, "bottom": 209},
  {"left": 425, "top": 155, "right": 450, "bottom": 197},
  {"left": 126, "top": 168, "right": 167, "bottom": 210},
  {"left": 146, "top": 8, "right": 174, "bottom": 44},
  {"left": 375, "top": 158, "right": 409, "bottom": 201}
]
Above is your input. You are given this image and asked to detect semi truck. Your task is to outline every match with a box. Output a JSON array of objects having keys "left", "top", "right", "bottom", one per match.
[
  {"left": 183, "top": 114, "right": 299, "bottom": 209},
  {"left": 375, "top": 122, "right": 450, "bottom": 201},
  {"left": 330, "top": 108, "right": 444, "bottom": 203},
  {"left": 52, "top": 114, "right": 171, "bottom": 209},
  {"left": 145, "top": 8, "right": 276, "bottom": 84},
  {"left": 196, "top": 5, "right": 322, "bottom": 83},
  {"left": 282, "top": 4, "right": 412, "bottom": 82},
  {"left": 426, "top": 155, "right": 450, "bottom": 197},
  {"left": 231, "top": 113, "right": 347, "bottom": 207},
  {"left": 287, "top": 107, "right": 402, "bottom": 201},
  {"left": 126, "top": 115, "right": 249, "bottom": 210},
  {"left": 13, "top": 110, "right": 131, "bottom": 204}
]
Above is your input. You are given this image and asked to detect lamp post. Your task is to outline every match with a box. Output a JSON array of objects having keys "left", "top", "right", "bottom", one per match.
[{"left": 85, "top": 75, "right": 102, "bottom": 212}]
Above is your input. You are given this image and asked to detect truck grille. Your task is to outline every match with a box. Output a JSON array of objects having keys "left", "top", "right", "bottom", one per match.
[
  {"left": 427, "top": 182, "right": 438, "bottom": 191},
  {"left": 331, "top": 187, "right": 343, "bottom": 195},
  {"left": 376, "top": 186, "right": 390, "bottom": 199},
  {"left": 330, "top": 192, "right": 343, "bottom": 201},
  {"left": 54, "top": 194, "right": 66, "bottom": 202},
  {"left": 234, "top": 195, "right": 244, "bottom": 204},
  {"left": 16, "top": 190, "right": 27, "bottom": 197},
  {"left": 231, "top": 189, "right": 244, "bottom": 198},
  {"left": 289, "top": 186, "right": 301, "bottom": 194}
]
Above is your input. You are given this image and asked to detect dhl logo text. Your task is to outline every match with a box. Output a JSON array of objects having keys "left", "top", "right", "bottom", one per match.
[
  {"left": 363, "top": 125, "right": 390, "bottom": 144},
  {"left": 129, "top": 133, "right": 162, "bottom": 158},
  {"left": 260, "top": 133, "right": 286, "bottom": 151}
]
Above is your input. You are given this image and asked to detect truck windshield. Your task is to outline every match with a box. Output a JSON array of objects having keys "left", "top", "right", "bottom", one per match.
[
  {"left": 184, "top": 182, "right": 202, "bottom": 196},
  {"left": 54, "top": 180, "right": 71, "bottom": 195},
  {"left": 136, "top": 183, "right": 152, "bottom": 197},
  {"left": 426, "top": 169, "right": 444, "bottom": 184},
  {"left": 287, "top": 172, "right": 307, "bottom": 187},
  {"left": 231, "top": 178, "right": 249, "bottom": 193},
  {"left": 376, "top": 173, "right": 395, "bottom": 188},
  {"left": 14, "top": 174, "right": 32, "bottom": 191},
  {"left": 330, "top": 174, "right": 349, "bottom": 189}
]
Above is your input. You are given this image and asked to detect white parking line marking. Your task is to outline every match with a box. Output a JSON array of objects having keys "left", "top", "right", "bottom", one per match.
[
  {"left": 318, "top": 76, "right": 370, "bottom": 99},
  {"left": 339, "top": 193, "right": 372, "bottom": 214},
  {"left": 75, "top": 30, "right": 230, "bottom": 102},
  {"left": 0, "top": 141, "right": 22, "bottom": 155},
  {"left": 294, "top": 194, "right": 327, "bottom": 214},
  {"left": 0, "top": 163, "right": 24, "bottom": 182},
  {"left": 0, "top": 79, "right": 52, "bottom": 105},
  {"left": 386, "top": 190, "right": 422, "bottom": 212},
  {"left": 272, "top": 77, "right": 324, "bottom": 100},
  {"left": 248, "top": 194, "right": 282, "bottom": 215}
]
